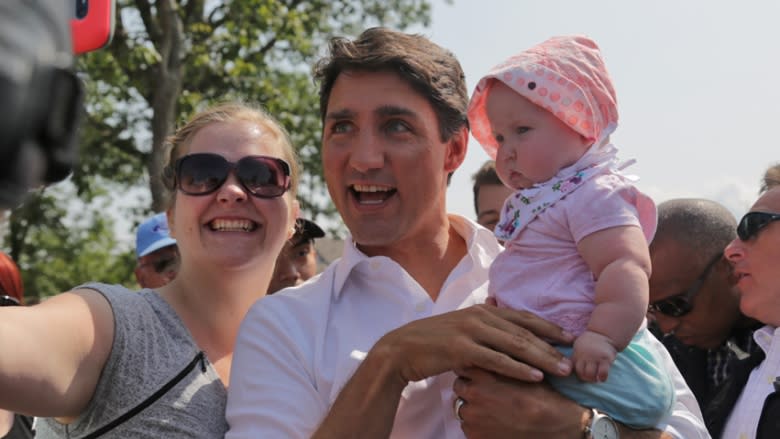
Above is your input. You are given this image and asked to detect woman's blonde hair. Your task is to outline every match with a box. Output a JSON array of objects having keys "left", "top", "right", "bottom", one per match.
[{"left": 161, "top": 102, "right": 300, "bottom": 209}]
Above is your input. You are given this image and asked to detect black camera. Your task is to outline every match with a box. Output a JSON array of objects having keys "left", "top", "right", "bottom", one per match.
[{"left": 0, "top": 1, "right": 83, "bottom": 209}]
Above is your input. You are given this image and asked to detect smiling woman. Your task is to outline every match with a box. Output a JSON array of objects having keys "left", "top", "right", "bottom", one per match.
[{"left": 0, "top": 102, "right": 300, "bottom": 439}]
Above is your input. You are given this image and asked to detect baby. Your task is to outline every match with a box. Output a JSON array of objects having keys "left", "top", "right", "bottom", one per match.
[{"left": 468, "top": 35, "right": 674, "bottom": 428}]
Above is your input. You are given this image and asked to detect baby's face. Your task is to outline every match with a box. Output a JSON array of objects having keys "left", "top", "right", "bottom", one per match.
[{"left": 486, "top": 81, "right": 589, "bottom": 190}]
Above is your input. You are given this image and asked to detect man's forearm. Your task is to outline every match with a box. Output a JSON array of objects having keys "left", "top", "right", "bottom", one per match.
[{"left": 312, "top": 345, "right": 407, "bottom": 439}]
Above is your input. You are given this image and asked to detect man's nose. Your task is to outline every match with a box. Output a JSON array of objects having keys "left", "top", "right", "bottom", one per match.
[
  {"left": 349, "top": 132, "right": 385, "bottom": 173},
  {"left": 653, "top": 313, "right": 679, "bottom": 336}
]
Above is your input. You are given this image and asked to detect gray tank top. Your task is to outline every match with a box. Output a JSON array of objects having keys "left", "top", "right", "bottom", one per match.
[{"left": 35, "top": 283, "right": 228, "bottom": 438}]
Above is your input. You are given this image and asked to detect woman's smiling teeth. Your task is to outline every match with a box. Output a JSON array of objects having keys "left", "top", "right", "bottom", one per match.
[
  {"left": 350, "top": 184, "right": 396, "bottom": 204},
  {"left": 208, "top": 218, "right": 257, "bottom": 232}
]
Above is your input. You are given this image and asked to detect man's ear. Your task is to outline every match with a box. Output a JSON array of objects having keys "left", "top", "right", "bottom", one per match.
[
  {"left": 444, "top": 126, "right": 469, "bottom": 175},
  {"left": 134, "top": 266, "right": 145, "bottom": 288}
]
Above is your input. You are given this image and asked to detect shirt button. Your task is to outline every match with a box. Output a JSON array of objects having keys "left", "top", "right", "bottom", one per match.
[
  {"left": 415, "top": 303, "right": 426, "bottom": 312},
  {"left": 370, "top": 261, "right": 380, "bottom": 270}
]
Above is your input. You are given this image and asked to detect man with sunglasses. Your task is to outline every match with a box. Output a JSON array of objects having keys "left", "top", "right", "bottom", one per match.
[
  {"left": 648, "top": 199, "right": 762, "bottom": 436},
  {"left": 718, "top": 187, "right": 780, "bottom": 438},
  {"left": 134, "top": 213, "right": 179, "bottom": 289},
  {"left": 227, "top": 28, "right": 707, "bottom": 439}
]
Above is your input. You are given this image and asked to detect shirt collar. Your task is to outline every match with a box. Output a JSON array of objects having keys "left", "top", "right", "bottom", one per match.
[
  {"left": 754, "top": 325, "right": 780, "bottom": 355},
  {"left": 331, "top": 214, "right": 500, "bottom": 300}
]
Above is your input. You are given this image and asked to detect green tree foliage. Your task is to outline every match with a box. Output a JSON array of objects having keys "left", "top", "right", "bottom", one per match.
[
  {"left": 3, "top": 0, "right": 436, "bottom": 300},
  {"left": 6, "top": 186, "right": 138, "bottom": 302}
]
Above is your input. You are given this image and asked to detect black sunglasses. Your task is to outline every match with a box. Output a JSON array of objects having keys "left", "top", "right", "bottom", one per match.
[
  {"left": 0, "top": 295, "right": 20, "bottom": 307},
  {"left": 139, "top": 254, "right": 180, "bottom": 274},
  {"left": 737, "top": 211, "right": 780, "bottom": 241},
  {"left": 168, "top": 153, "right": 291, "bottom": 199},
  {"left": 648, "top": 252, "right": 722, "bottom": 317}
]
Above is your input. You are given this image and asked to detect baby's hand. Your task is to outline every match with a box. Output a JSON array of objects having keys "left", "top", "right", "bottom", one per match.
[{"left": 571, "top": 331, "right": 617, "bottom": 382}]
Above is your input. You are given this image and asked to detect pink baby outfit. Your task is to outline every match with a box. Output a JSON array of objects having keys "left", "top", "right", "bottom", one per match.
[
  {"left": 488, "top": 169, "right": 655, "bottom": 335},
  {"left": 467, "top": 35, "right": 656, "bottom": 334},
  {"left": 469, "top": 35, "right": 618, "bottom": 157},
  {"left": 467, "top": 36, "right": 674, "bottom": 429}
]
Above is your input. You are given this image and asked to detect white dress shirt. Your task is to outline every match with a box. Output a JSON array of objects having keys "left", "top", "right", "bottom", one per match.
[
  {"left": 722, "top": 325, "right": 780, "bottom": 439},
  {"left": 226, "top": 214, "right": 709, "bottom": 439}
]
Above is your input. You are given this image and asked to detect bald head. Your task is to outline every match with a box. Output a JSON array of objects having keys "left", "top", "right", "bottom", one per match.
[{"left": 653, "top": 199, "right": 736, "bottom": 264}]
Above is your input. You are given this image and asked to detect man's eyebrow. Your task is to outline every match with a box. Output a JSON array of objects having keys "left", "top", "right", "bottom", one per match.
[
  {"left": 290, "top": 237, "right": 314, "bottom": 247},
  {"left": 325, "top": 108, "right": 356, "bottom": 121},
  {"left": 326, "top": 106, "right": 420, "bottom": 121},
  {"left": 375, "top": 105, "right": 419, "bottom": 120}
]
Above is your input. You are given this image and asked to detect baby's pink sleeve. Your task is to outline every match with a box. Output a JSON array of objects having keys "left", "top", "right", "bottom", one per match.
[{"left": 564, "top": 174, "right": 657, "bottom": 244}]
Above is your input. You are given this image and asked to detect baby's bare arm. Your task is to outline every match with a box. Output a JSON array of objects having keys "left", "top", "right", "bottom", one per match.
[{"left": 574, "top": 225, "right": 651, "bottom": 382}]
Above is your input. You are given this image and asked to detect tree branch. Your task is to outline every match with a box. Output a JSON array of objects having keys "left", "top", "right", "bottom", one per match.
[{"left": 135, "top": 0, "right": 162, "bottom": 47}]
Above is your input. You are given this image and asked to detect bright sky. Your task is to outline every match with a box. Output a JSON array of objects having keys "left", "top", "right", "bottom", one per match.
[{"left": 421, "top": 0, "right": 779, "bottom": 222}]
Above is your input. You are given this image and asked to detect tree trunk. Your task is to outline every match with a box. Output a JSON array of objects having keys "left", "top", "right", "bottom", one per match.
[{"left": 149, "top": 0, "right": 184, "bottom": 212}]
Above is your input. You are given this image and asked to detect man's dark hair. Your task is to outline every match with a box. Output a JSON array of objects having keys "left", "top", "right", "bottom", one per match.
[
  {"left": 313, "top": 27, "right": 469, "bottom": 144},
  {"left": 471, "top": 160, "right": 503, "bottom": 215}
]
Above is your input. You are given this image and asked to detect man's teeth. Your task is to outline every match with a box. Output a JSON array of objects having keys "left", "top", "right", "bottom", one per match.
[
  {"left": 352, "top": 184, "right": 392, "bottom": 193},
  {"left": 209, "top": 219, "right": 256, "bottom": 232}
]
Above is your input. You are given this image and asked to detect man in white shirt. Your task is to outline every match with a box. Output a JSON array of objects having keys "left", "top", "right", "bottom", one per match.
[
  {"left": 721, "top": 186, "right": 780, "bottom": 438},
  {"left": 226, "top": 27, "right": 708, "bottom": 439}
]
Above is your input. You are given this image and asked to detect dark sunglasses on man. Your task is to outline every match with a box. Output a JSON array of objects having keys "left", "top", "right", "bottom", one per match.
[
  {"left": 138, "top": 254, "right": 179, "bottom": 275},
  {"left": 737, "top": 211, "right": 780, "bottom": 241},
  {"left": 647, "top": 252, "right": 722, "bottom": 318},
  {"left": 164, "top": 153, "right": 291, "bottom": 199},
  {"left": 0, "top": 294, "right": 20, "bottom": 307}
]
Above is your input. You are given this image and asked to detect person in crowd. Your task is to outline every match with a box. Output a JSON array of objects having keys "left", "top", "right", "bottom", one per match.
[
  {"left": 266, "top": 217, "right": 325, "bottom": 294},
  {"left": 467, "top": 35, "right": 671, "bottom": 428},
  {"left": 0, "top": 102, "right": 300, "bottom": 438},
  {"left": 648, "top": 199, "right": 761, "bottom": 436},
  {"left": 760, "top": 162, "right": 780, "bottom": 194},
  {"left": 134, "top": 212, "right": 180, "bottom": 289},
  {"left": 720, "top": 186, "right": 780, "bottom": 438},
  {"left": 226, "top": 27, "right": 707, "bottom": 438},
  {"left": 0, "top": 252, "right": 34, "bottom": 439},
  {"left": 471, "top": 160, "right": 513, "bottom": 232}
]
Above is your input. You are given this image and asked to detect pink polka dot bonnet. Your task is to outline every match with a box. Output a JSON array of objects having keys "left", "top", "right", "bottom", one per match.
[{"left": 468, "top": 35, "right": 619, "bottom": 160}]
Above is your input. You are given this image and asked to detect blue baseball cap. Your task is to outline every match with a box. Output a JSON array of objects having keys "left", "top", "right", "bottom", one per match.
[{"left": 136, "top": 213, "right": 177, "bottom": 258}]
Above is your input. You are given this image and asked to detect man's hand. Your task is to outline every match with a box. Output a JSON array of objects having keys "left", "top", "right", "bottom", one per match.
[
  {"left": 312, "top": 303, "right": 575, "bottom": 439},
  {"left": 453, "top": 368, "right": 672, "bottom": 439},
  {"left": 453, "top": 367, "right": 588, "bottom": 439},
  {"left": 376, "top": 303, "right": 575, "bottom": 384}
]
